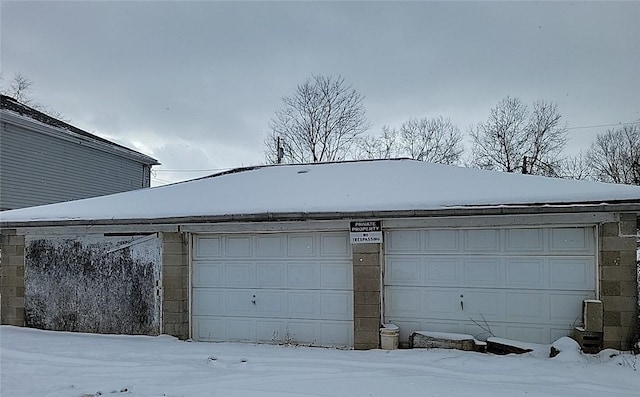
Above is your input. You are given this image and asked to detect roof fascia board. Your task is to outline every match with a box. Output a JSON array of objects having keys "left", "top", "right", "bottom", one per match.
[
  {"left": 3, "top": 203, "right": 638, "bottom": 229},
  {"left": 1, "top": 109, "right": 159, "bottom": 165},
  {"left": 14, "top": 224, "right": 179, "bottom": 236}
]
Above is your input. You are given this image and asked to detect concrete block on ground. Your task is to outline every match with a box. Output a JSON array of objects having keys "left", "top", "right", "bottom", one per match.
[{"left": 409, "top": 331, "right": 483, "bottom": 352}]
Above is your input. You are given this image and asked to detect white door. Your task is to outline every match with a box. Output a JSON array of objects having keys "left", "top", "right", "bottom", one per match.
[
  {"left": 192, "top": 232, "right": 353, "bottom": 347},
  {"left": 384, "top": 227, "right": 596, "bottom": 344}
]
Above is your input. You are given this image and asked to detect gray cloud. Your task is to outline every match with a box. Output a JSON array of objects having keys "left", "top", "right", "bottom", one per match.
[{"left": 2, "top": 1, "right": 638, "bottom": 184}]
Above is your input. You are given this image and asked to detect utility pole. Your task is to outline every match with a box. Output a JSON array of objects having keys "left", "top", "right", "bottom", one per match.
[{"left": 276, "top": 137, "right": 284, "bottom": 164}]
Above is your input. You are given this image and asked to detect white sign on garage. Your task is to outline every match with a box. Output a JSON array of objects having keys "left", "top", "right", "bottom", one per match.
[
  {"left": 191, "top": 232, "right": 353, "bottom": 347},
  {"left": 384, "top": 226, "right": 596, "bottom": 344}
]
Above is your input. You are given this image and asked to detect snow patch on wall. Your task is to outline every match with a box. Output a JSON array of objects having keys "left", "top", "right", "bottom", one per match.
[{"left": 24, "top": 234, "right": 161, "bottom": 335}]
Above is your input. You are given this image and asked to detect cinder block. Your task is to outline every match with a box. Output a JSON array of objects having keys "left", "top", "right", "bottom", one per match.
[
  {"left": 353, "top": 278, "right": 380, "bottom": 292},
  {"left": 354, "top": 291, "right": 380, "bottom": 305},
  {"left": 601, "top": 222, "right": 619, "bottom": 237},
  {"left": 354, "top": 317, "right": 379, "bottom": 331},
  {"left": 162, "top": 288, "right": 186, "bottom": 301},
  {"left": 354, "top": 304, "right": 380, "bottom": 318},
  {"left": 601, "top": 236, "right": 636, "bottom": 251},
  {"left": 8, "top": 235, "right": 25, "bottom": 246},
  {"left": 619, "top": 213, "right": 638, "bottom": 235},
  {"left": 353, "top": 265, "right": 380, "bottom": 281},
  {"left": 352, "top": 244, "right": 380, "bottom": 254},
  {"left": 601, "top": 266, "right": 635, "bottom": 282},
  {"left": 163, "top": 265, "right": 184, "bottom": 279},
  {"left": 599, "top": 280, "right": 620, "bottom": 296},
  {"left": 600, "top": 251, "right": 621, "bottom": 266},
  {"left": 619, "top": 281, "right": 638, "bottom": 297},
  {"left": 163, "top": 253, "right": 185, "bottom": 266},
  {"left": 355, "top": 330, "right": 380, "bottom": 345},
  {"left": 601, "top": 296, "right": 637, "bottom": 312},
  {"left": 583, "top": 300, "right": 603, "bottom": 331},
  {"left": 603, "top": 311, "right": 620, "bottom": 327},
  {"left": 353, "top": 253, "right": 380, "bottom": 267},
  {"left": 162, "top": 232, "right": 184, "bottom": 244}
]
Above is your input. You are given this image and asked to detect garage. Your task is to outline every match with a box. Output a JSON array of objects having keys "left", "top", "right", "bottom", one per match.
[
  {"left": 384, "top": 226, "right": 597, "bottom": 344},
  {"left": 192, "top": 232, "right": 354, "bottom": 347}
]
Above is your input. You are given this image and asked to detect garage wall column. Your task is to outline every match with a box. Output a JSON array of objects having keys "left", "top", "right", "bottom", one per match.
[
  {"left": 599, "top": 213, "right": 638, "bottom": 350},
  {"left": 0, "top": 229, "right": 25, "bottom": 326},
  {"left": 352, "top": 243, "right": 381, "bottom": 350},
  {"left": 161, "top": 232, "right": 189, "bottom": 339}
]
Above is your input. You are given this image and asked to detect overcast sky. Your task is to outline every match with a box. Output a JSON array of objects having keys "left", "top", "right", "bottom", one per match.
[{"left": 2, "top": 1, "right": 639, "bottom": 185}]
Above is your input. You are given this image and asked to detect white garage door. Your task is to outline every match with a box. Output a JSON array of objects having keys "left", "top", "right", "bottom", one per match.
[
  {"left": 192, "top": 232, "right": 353, "bottom": 347},
  {"left": 384, "top": 227, "right": 596, "bottom": 344}
]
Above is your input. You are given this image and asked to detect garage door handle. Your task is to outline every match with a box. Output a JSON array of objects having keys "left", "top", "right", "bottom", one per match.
[{"left": 251, "top": 295, "right": 256, "bottom": 305}]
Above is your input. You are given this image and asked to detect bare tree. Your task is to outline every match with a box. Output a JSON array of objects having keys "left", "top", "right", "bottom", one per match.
[
  {"left": 354, "top": 126, "right": 400, "bottom": 160},
  {"left": 587, "top": 122, "right": 640, "bottom": 185},
  {"left": 264, "top": 75, "right": 370, "bottom": 164},
  {"left": 397, "top": 116, "right": 463, "bottom": 164},
  {"left": 1, "top": 73, "right": 33, "bottom": 103},
  {"left": 469, "top": 96, "right": 568, "bottom": 175},
  {"left": 558, "top": 151, "right": 592, "bottom": 180}
]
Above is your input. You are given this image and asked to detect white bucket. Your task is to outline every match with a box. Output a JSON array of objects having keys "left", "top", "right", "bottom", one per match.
[{"left": 380, "top": 323, "right": 399, "bottom": 350}]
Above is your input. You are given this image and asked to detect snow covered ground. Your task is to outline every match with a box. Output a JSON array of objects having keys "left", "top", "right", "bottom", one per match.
[{"left": 1, "top": 326, "right": 639, "bottom": 397}]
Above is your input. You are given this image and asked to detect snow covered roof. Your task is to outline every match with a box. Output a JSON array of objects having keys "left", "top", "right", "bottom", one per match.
[{"left": 1, "top": 159, "right": 639, "bottom": 225}]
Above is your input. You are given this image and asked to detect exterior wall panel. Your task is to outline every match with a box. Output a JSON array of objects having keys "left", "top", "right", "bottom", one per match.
[{"left": 0, "top": 122, "right": 150, "bottom": 210}]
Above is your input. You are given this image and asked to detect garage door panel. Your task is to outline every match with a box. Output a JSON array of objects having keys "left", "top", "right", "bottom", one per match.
[
  {"left": 549, "top": 258, "right": 595, "bottom": 289},
  {"left": 225, "top": 290, "right": 255, "bottom": 315},
  {"left": 387, "top": 230, "right": 421, "bottom": 252},
  {"left": 506, "top": 228, "right": 544, "bottom": 252},
  {"left": 288, "top": 321, "right": 317, "bottom": 344},
  {"left": 505, "top": 292, "right": 546, "bottom": 321},
  {"left": 321, "top": 322, "right": 353, "bottom": 346},
  {"left": 385, "top": 226, "right": 596, "bottom": 344},
  {"left": 549, "top": 292, "right": 593, "bottom": 323},
  {"left": 287, "top": 292, "right": 318, "bottom": 319},
  {"left": 426, "top": 258, "right": 459, "bottom": 284},
  {"left": 425, "top": 289, "right": 463, "bottom": 317},
  {"left": 255, "top": 291, "right": 285, "bottom": 317},
  {"left": 288, "top": 235, "right": 316, "bottom": 257},
  {"left": 257, "top": 320, "right": 286, "bottom": 343},
  {"left": 193, "top": 232, "right": 353, "bottom": 347},
  {"left": 464, "top": 229, "right": 500, "bottom": 252},
  {"left": 226, "top": 318, "right": 255, "bottom": 341},
  {"left": 256, "top": 235, "right": 284, "bottom": 257},
  {"left": 287, "top": 263, "right": 319, "bottom": 288},
  {"left": 226, "top": 236, "right": 253, "bottom": 257},
  {"left": 464, "top": 258, "right": 501, "bottom": 286},
  {"left": 321, "top": 292, "right": 352, "bottom": 319},
  {"left": 226, "top": 262, "right": 255, "bottom": 287},
  {"left": 505, "top": 325, "right": 545, "bottom": 344},
  {"left": 463, "top": 291, "right": 502, "bottom": 320},
  {"left": 505, "top": 258, "right": 545, "bottom": 287},
  {"left": 256, "top": 262, "right": 285, "bottom": 287},
  {"left": 426, "top": 230, "right": 459, "bottom": 252},
  {"left": 192, "top": 263, "right": 223, "bottom": 287},
  {"left": 194, "top": 237, "right": 223, "bottom": 259},
  {"left": 321, "top": 262, "right": 352, "bottom": 289},
  {"left": 550, "top": 228, "right": 593, "bottom": 253},
  {"left": 193, "top": 317, "right": 224, "bottom": 341},
  {"left": 385, "top": 257, "right": 421, "bottom": 285},
  {"left": 192, "top": 289, "right": 224, "bottom": 315},
  {"left": 386, "top": 287, "right": 421, "bottom": 316},
  {"left": 320, "top": 234, "right": 350, "bottom": 257}
]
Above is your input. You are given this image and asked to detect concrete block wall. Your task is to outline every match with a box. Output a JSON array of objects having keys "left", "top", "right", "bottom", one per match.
[
  {"left": 0, "top": 229, "right": 25, "bottom": 326},
  {"left": 352, "top": 243, "right": 381, "bottom": 350},
  {"left": 161, "top": 232, "right": 189, "bottom": 339},
  {"left": 599, "top": 213, "right": 638, "bottom": 350}
]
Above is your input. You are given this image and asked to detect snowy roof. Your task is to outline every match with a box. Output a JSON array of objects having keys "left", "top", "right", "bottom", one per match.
[{"left": 1, "top": 159, "right": 639, "bottom": 225}]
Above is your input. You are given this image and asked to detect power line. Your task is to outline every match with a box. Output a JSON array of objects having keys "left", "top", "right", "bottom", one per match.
[{"left": 566, "top": 121, "right": 638, "bottom": 131}]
